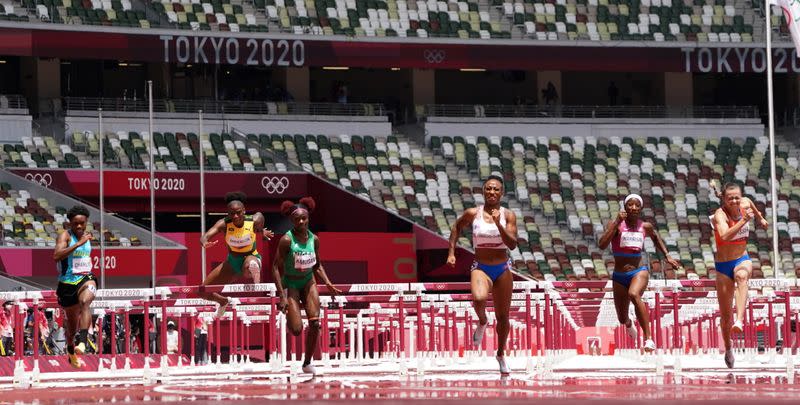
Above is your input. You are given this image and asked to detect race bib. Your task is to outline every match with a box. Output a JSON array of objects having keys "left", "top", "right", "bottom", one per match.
[
  {"left": 619, "top": 231, "right": 644, "bottom": 249},
  {"left": 733, "top": 222, "right": 750, "bottom": 240},
  {"left": 293, "top": 252, "right": 317, "bottom": 271},
  {"left": 473, "top": 232, "right": 504, "bottom": 248},
  {"left": 72, "top": 257, "right": 93, "bottom": 275},
  {"left": 227, "top": 234, "right": 253, "bottom": 249}
]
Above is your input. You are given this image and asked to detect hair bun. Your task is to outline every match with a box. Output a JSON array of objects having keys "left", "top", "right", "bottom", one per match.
[
  {"left": 298, "top": 197, "right": 316, "bottom": 213},
  {"left": 225, "top": 191, "right": 247, "bottom": 204}
]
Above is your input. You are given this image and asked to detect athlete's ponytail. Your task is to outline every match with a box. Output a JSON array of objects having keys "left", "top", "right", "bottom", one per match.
[{"left": 710, "top": 180, "right": 722, "bottom": 199}]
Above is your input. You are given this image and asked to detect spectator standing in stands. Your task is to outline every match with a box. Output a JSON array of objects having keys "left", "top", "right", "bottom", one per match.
[
  {"left": 608, "top": 81, "right": 619, "bottom": 105},
  {"left": 337, "top": 83, "right": 348, "bottom": 104},
  {"left": 543, "top": 81, "right": 558, "bottom": 105}
]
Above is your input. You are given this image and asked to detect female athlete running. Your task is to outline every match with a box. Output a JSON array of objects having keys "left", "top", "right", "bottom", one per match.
[
  {"left": 447, "top": 175, "right": 517, "bottom": 374},
  {"left": 273, "top": 197, "right": 341, "bottom": 375},
  {"left": 711, "top": 181, "right": 768, "bottom": 368},
  {"left": 53, "top": 205, "right": 97, "bottom": 367},
  {"left": 598, "top": 194, "right": 680, "bottom": 352},
  {"left": 200, "top": 191, "right": 274, "bottom": 317}
]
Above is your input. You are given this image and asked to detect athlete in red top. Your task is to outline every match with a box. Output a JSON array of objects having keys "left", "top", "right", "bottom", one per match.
[{"left": 599, "top": 194, "right": 679, "bottom": 352}]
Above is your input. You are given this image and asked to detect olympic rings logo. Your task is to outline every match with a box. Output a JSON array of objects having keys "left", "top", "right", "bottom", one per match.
[
  {"left": 261, "top": 176, "right": 289, "bottom": 194},
  {"left": 25, "top": 173, "right": 52, "bottom": 187},
  {"left": 423, "top": 49, "right": 446, "bottom": 64}
]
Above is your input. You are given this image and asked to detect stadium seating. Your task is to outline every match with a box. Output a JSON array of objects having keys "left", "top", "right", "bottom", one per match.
[
  {"left": 2, "top": 133, "right": 284, "bottom": 171},
  {"left": 5, "top": 0, "right": 152, "bottom": 27},
  {"left": 427, "top": 134, "right": 800, "bottom": 281},
  {"left": 1, "top": 0, "right": 791, "bottom": 44},
  {"left": 148, "top": 0, "right": 269, "bottom": 32},
  {"left": 1, "top": 136, "right": 90, "bottom": 169},
  {"left": 258, "top": 0, "right": 511, "bottom": 38},
  {"left": 504, "top": 0, "right": 757, "bottom": 42},
  {"left": 4, "top": 133, "right": 799, "bottom": 280},
  {"left": 0, "top": 183, "right": 141, "bottom": 247}
]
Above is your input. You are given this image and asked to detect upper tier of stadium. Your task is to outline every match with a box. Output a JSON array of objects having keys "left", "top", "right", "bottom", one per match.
[{"left": 0, "top": 0, "right": 794, "bottom": 42}]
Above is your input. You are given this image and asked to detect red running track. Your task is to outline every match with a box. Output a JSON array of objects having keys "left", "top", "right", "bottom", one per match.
[{"left": 2, "top": 370, "right": 800, "bottom": 404}]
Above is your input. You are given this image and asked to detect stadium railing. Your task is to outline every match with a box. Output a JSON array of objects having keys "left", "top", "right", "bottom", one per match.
[
  {"left": 63, "top": 97, "right": 385, "bottom": 116},
  {"left": 0, "top": 95, "right": 29, "bottom": 114},
  {"left": 422, "top": 104, "right": 760, "bottom": 120}
]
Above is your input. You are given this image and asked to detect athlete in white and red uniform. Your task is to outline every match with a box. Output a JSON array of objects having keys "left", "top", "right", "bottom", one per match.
[{"left": 448, "top": 175, "right": 518, "bottom": 374}]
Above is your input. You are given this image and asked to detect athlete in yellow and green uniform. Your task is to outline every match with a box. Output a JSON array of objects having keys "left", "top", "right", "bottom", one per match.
[{"left": 200, "top": 191, "right": 274, "bottom": 317}]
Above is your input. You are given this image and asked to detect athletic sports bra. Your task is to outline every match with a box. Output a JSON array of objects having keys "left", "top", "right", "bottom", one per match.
[
  {"left": 225, "top": 216, "right": 259, "bottom": 255},
  {"left": 57, "top": 231, "right": 93, "bottom": 284},
  {"left": 611, "top": 220, "right": 645, "bottom": 258},
  {"left": 712, "top": 208, "right": 749, "bottom": 246},
  {"left": 472, "top": 205, "right": 507, "bottom": 249}
]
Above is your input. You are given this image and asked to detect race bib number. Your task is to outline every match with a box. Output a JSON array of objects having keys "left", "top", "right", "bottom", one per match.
[
  {"left": 619, "top": 231, "right": 644, "bottom": 249},
  {"left": 227, "top": 234, "right": 253, "bottom": 249},
  {"left": 473, "top": 228, "right": 505, "bottom": 248},
  {"left": 293, "top": 252, "right": 317, "bottom": 271},
  {"left": 733, "top": 223, "right": 750, "bottom": 240},
  {"left": 72, "top": 257, "right": 92, "bottom": 275}
]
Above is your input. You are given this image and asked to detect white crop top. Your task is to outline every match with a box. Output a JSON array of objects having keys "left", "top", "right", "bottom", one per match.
[{"left": 472, "top": 205, "right": 507, "bottom": 249}]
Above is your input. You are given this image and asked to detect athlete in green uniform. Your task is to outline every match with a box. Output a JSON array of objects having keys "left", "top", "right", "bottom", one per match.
[{"left": 272, "top": 197, "right": 341, "bottom": 375}]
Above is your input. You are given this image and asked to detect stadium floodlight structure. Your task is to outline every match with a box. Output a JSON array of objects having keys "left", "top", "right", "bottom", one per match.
[
  {"left": 148, "top": 80, "right": 156, "bottom": 289},
  {"left": 98, "top": 108, "right": 106, "bottom": 288},
  {"left": 199, "top": 109, "right": 206, "bottom": 282},
  {"left": 766, "top": 3, "right": 783, "bottom": 278}
]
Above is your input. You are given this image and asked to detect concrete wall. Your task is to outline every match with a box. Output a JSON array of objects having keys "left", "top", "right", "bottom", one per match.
[
  {"left": 65, "top": 113, "right": 391, "bottom": 136},
  {"left": 0, "top": 114, "right": 33, "bottom": 141},
  {"left": 424, "top": 118, "right": 764, "bottom": 141}
]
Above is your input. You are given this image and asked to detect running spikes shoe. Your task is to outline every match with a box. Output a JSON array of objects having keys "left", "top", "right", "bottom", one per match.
[
  {"left": 215, "top": 298, "right": 230, "bottom": 319},
  {"left": 496, "top": 355, "right": 510, "bottom": 375},
  {"left": 68, "top": 353, "right": 85, "bottom": 368},
  {"left": 302, "top": 363, "right": 317, "bottom": 375},
  {"left": 724, "top": 350, "right": 735, "bottom": 369},
  {"left": 473, "top": 322, "right": 488, "bottom": 348},
  {"left": 626, "top": 321, "right": 638, "bottom": 341}
]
